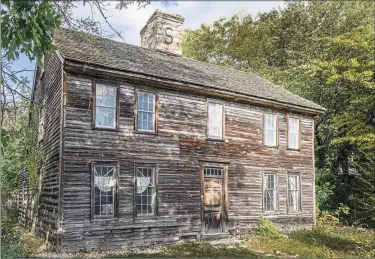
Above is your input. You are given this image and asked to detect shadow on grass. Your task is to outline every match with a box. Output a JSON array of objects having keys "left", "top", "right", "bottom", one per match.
[
  {"left": 105, "top": 241, "right": 266, "bottom": 258},
  {"left": 290, "top": 229, "right": 373, "bottom": 254}
]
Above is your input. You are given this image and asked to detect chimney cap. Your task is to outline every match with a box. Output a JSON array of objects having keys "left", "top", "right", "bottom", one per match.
[{"left": 140, "top": 9, "right": 185, "bottom": 36}]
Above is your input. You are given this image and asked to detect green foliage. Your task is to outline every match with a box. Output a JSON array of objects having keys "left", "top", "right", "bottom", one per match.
[
  {"left": 1, "top": 0, "right": 61, "bottom": 61},
  {"left": 248, "top": 226, "right": 375, "bottom": 258},
  {"left": 183, "top": 0, "right": 375, "bottom": 227},
  {"left": 316, "top": 211, "right": 341, "bottom": 234},
  {"left": 1, "top": 203, "right": 28, "bottom": 258},
  {"left": 315, "top": 169, "right": 334, "bottom": 212},
  {"left": 253, "top": 216, "right": 284, "bottom": 239},
  {"left": 1, "top": 99, "right": 44, "bottom": 192},
  {"left": 1, "top": 242, "right": 29, "bottom": 258},
  {"left": 1, "top": 202, "right": 47, "bottom": 258}
]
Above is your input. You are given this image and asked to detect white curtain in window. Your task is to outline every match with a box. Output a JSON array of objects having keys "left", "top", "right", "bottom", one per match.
[
  {"left": 96, "top": 84, "right": 116, "bottom": 127},
  {"left": 264, "top": 114, "right": 276, "bottom": 146},
  {"left": 137, "top": 177, "right": 151, "bottom": 193},
  {"left": 208, "top": 102, "right": 223, "bottom": 139},
  {"left": 264, "top": 174, "right": 276, "bottom": 211},
  {"left": 94, "top": 176, "right": 115, "bottom": 192},
  {"left": 288, "top": 175, "right": 299, "bottom": 212},
  {"left": 288, "top": 118, "right": 299, "bottom": 149}
]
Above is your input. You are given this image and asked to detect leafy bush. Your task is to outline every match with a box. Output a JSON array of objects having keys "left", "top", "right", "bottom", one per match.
[
  {"left": 253, "top": 216, "right": 284, "bottom": 239},
  {"left": 1, "top": 202, "right": 46, "bottom": 258},
  {"left": 316, "top": 211, "right": 341, "bottom": 234},
  {"left": 316, "top": 203, "right": 350, "bottom": 234},
  {"left": 1, "top": 242, "right": 29, "bottom": 258}
]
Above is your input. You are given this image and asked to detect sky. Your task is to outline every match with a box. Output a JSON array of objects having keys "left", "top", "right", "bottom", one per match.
[{"left": 13, "top": 0, "right": 286, "bottom": 89}]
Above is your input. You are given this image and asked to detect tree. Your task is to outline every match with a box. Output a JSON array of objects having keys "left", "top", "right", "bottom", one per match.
[
  {"left": 183, "top": 0, "right": 375, "bottom": 226},
  {"left": 0, "top": 0, "right": 151, "bottom": 193}
]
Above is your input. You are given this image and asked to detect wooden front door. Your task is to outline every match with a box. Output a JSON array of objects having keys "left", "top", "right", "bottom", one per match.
[{"left": 201, "top": 167, "right": 226, "bottom": 233}]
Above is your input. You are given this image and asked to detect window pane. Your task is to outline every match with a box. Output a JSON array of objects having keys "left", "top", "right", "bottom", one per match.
[
  {"left": 264, "top": 114, "right": 277, "bottom": 146},
  {"left": 288, "top": 118, "right": 299, "bottom": 149},
  {"left": 288, "top": 175, "right": 300, "bottom": 212},
  {"left": 208, "top": 102, "right": 223, "bottom": 139},
  {"left": 95, "top": 85, "right": 116, "bottom": 128},
  {"left": 204, "top": 168, "right": 223, "bottom": 177},
  {"left": 136, "top": 167, "right": 155, "bottom": 216},
  {"left": 94, "top": 165, "right": 116, "bottom": 217},
  {"left": 289, "top": 133, "right": 297, "bottom": 149},
  {"left": 264, "top": 174, "right": 276, "bottom": 212},
  {"left": 96, "top": 107, "right": 115, "bottom": 127},
  {"left": 137, "top": 92, "right": 155, "bottom": 131},
  {"left": 96, "top": 85, "right": 116, "bottom": 108}
]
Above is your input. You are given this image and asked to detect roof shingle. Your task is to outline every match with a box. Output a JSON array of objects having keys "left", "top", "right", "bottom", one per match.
[{"left": 53, "top": 28, "right": 325, "bottom": 112}]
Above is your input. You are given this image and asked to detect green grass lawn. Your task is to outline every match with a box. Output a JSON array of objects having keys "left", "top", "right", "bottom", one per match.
[
  {"left": 105, "top": 241, "right": 267, "bottom": 258},
  {"left": 2, "top": 217, "right": 374, "bottom": 258},
  {"left": 103, "top": 226, "right": 375, "bottom": 258},
  {"left": 245, "top": 227, "right": 375, "bottom": 258}
]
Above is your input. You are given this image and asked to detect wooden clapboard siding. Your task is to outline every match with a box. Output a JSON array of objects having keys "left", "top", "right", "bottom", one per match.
[
  {"left": 18, "top": 167, "right": 31, "bottom": 228},
  {"left": 19, "top": 54, "right": 63, "bottom": 247},
  {"left": 59, "top": 71, "right": 315, "bottom": 252}
]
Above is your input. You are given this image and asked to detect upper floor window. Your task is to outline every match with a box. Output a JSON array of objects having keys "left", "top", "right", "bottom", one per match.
[
  {"left": 288, "top": 117, "right": 300, "bottom": 149},
  {"left": 263, "top": 173, "right": 277, "bottom": 212},
  {"left": 92, "top": 164, "right": 118, "bottom": 218},
  {"left": 95, "top": 84, "right": 117, "bottom": 129},
  {"left": 207, "top": 102, "right": 224, "bottom": 139},
  {"left": 135, "top": 167, "right": 156, "bottom": 216},
  {"left": 264, "top": 114, "right": 277, "bottom": 147},
  {"left": 137, "top": 91, "right": 155, "bottom": 132},
  {"left": 287, "top": 174, "right": 300, "bottom": 213}
]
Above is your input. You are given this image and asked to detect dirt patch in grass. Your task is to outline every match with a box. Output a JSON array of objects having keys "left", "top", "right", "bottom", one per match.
[
  {"left": 40, "top": 241, "right": 275, "bottom": 258},
  {"left": 106, "top": 241, "right": 269, "bottom": 258}
]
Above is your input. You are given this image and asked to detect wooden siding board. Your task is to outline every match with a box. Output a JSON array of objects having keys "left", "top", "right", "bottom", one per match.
[
  {"left": 19, "top": 54, "right": 63, "bottom": 247},
  {"left": 58, "top": 72, "right": 316, "bottom": 252}
]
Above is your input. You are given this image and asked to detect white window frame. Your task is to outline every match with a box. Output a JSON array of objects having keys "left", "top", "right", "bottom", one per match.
[
  {"left": 94, "top": 84, "right": 118, "bottom": 129},
  {"left": 135, "top": 166, "right": 156, "bottom": 217},
  {"left": 136, "top": 91, "right": 156, "bottom": 133},
  {"left": 263, "top": 113, "right": 278, "bottom": 147},
  {"left": 207, "top": 102, "right": 224, "bottom": 140},
  {"left": 287, "top": 174, "right": 301, "bottom": 213},
  {"left": 263, "top": 173, "right": 277, "bottom": 212},
  {"left": 288, "top": 117, "right": 300, "bottom": 150},
  {"left": 92, "top": 163, "right": 118, "bottom": 219}
]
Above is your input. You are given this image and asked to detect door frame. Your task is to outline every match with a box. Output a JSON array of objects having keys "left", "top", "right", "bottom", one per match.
[{"left": 200, "top": 164, "right": 228, "bottom": 234}]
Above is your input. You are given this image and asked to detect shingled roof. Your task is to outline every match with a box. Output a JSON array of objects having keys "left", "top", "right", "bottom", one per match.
[{"left": 53, "top": 28, "right": 325, "bottom": 113}]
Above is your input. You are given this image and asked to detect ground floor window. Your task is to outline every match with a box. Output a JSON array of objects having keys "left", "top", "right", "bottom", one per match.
[
  {"left": 135, "top": 166, "right": 156, "bottom": 216},
  {"left": 263, "top": 173, "right": 277, "bottom": 212},
  {"left": 92, "top": 163, "right": 118, "bottom": 218},
  {"left": 287, "top": 174, "right": 301, "bottom": 213}
]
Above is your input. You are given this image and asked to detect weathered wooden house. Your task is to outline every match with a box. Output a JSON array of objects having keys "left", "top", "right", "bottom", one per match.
[{"left": 20, "top": 10, "right": 325, "bottom": 252}]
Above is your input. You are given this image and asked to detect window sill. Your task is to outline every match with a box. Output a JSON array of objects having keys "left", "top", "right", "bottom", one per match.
[
  {"left": 206, "top": 138, "right": 225, "bottom": 142},
  {"left": 135, "top": 215, "right": 158, "bottom": 220},
  {"left": 92, "top": 126, "right": 118, "bottom": 132},
  {"left": 91, "top": 216, "right": 118, "bottom": 222},
  {"left": 287, "top": 211, "right": 302, "bottom": 215},
  {"left": 263, "top": 145, "right": 278, "bottom": 149},
  {"left": 135, "top": 130, "right": 157, "bottom": 136},
  {"left": 287, "top": 148, "right": 300, "bottom": 151},
  {"left": 263, "top": 211, "right": 280, "bottom": 215}
]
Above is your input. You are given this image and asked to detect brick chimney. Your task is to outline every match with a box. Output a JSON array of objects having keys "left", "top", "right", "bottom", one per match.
[{"left": 140, "top": 9, "right": 185, "bottom": 56}]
